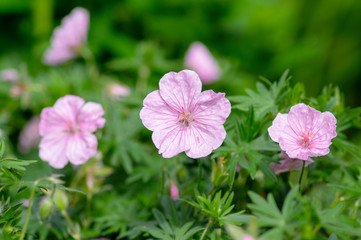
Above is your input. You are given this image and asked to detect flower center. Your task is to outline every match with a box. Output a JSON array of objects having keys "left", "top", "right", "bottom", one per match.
[
  {"left": 179, "top": 112, "right": 192, "bottom": 127},
  {"left": 298, "top": 131, "right": 313, "bottom": 148},
  {"left": 65, "top": 122, "right": 79, "bottom": 134}
]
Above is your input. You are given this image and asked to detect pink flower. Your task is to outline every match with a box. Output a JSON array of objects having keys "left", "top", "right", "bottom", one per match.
[
  {"left": 170, "top": 182, "right": 179, "bottom": 200},
  {"left": 185, "top": 42, "right": 220, "bottom": 84},
  {"left": 43, "top": 7, "right": 89, "bottom": 66},
  {"left": 243, "top": 235, "right": 255, "bottom": 240},
  {"left": 140, "top": 70, "right": 231, "bottom": 158},
  {"left": 106, "top": 82, "right": 130, "bottom": 99},
  {"left": 270, "top": 152, "right": 314, "bottom": 174},
  {"left": 18, "top": 116, "right": 41, "bottom": 154},
  {"left": 0, "top": 69, "right": 19, "bottom": 83},
  {"left": 39, "top": 95, "right": 105, "bottom": 168},
  {"left": 268, "top": 103, "right": 337, "bottom": 160}
]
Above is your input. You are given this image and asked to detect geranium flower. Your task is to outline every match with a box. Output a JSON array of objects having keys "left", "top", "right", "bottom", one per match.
[
  {"left": 0, "top": 69, "right": 19, "bottom": 82},
  {"left": 18, "top": 116, "right": 41, "bottom": 153},
  {"left": 43, "top": 7, "right": 89, "bottom": 66},
  {"left": 39, "top": 95, "right": 105, "bottom": 168},
  {"left": 268, "top": 103, "right": 337, "bottom": 160},
  {"left": 140, "top": 70, "right": 231, "bottom": 158},
  {"left": 185, "top": 42, "right": 220, "bottom": 84},
  {"left": 270, "top": 152, "right": 314, "bottom": 174},
  {"left": 106, "top": 82, "right": 130, "bottom": 99}
]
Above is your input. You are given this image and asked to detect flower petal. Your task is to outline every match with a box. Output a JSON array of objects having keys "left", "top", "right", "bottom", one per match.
[
  {"left": 287, "top": 103, "right": 322, "bottom": 136},
  {"left": 140, "top": 90, "right": 179, "bottom": 132},
  {"left": 53, "top": 95, "right": 85, "bottom": 124},
  {"left": 159, "top": 70, "right": 202, "bottom": 113},
  {"left": 152, "top": 125, "right": 188, "bottom": 158},
  {"left": 185, "top": 123, "right": 226, "bottom": 158},
  {"left": 78, "top": 102, "right": 105, "bottom": 132},
  {"left": 39, "top": 132, "right": 70, "bottom": 169},
  {"left": 66, "top": 132, "right": 97, "bottom": 165},
  {"left": 192, "top": 90, "right": 231, "bottom": 126}
]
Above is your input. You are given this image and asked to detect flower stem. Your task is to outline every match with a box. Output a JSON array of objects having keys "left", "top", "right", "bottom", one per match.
[
  {"left": 198, "top": 158, "right": 202, "bottom": 191},
  {"left": 200, "top": 220, "right": 212, "bottom": 240},
  {"left": 19, "top": 179, "right": 40, "bottom": 240},
  {"left": 298, "top": 160, "right": 306, "bottom": 188},
  {"left": 61, "top": 210, "right": 79, "bottom": 239}
]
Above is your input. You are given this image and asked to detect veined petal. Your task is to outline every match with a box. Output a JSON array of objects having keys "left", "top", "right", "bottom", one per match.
[
  {"left": 192, "top": 90, "right": 231, "bottom": 125},
  {"left": 288, "top": 103, "right": 322, "bottom": 135},
  {"left": 66, "top": 131, "right": 97, "bottom": 165},
  {"left": 140, "top": 90, "right": 179, "bottom": 131},
  {"left": 152, "top": 125, "right": 188, "bottom": 158},
  {"left": 78, "top": 102, "right": 105, "bottom": 132},
  {"left": 268, "top": 113, "right": 298, "bottom": 143},
  {"left": 53, "top": 95, "right": 85, "bottom": 124},
  {"left": 39, "top": 107, "right": 67, "bottom": 136},
  {"left": 159, "top": 70, "right": 202, "bottom": 113},
  {"left": 185, "top": 123, "right": 226, "bottom": 158},
  {"left": 39, "top": 132, "right": 70, "bottom": 169}
]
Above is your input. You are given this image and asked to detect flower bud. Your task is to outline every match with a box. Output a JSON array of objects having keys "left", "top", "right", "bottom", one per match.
[
  {"left": 53, "top": 189, "right": 68, "bottom": 211},
  {"left": 39, "top": 197, "right": 54, "bottom": 221}
]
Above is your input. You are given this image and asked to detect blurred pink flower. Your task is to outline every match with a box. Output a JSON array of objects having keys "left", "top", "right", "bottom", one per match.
[
  {"left": 18, "top": 116, "right": 41, "bottom": 154},
  {"left": 243, "top": 235, "right": 255, "bottom": 240},
  {"left": 43, "top": 7, "right": 89, "bottom": 66},
  {"left": 185, "top": 42, "right": 220, "bottom": 84},
  {"left": 140, "top": 70, "right": 231, "bottom": 158},
  {"left": 106, "top": 82, "right": 130, "bottom": 99},
  {"left": 0, "top": 69, "right": 19, "bottom": 82},
  {"left": 39, "top": 95, "right": 105, "bottom": 168},
  {"left": 268, "top": 103, "right": 337, "bottom": 160},
  {"left": 170, "top": 182, "right": 179, "bottom": 200},
  {"left": 270, "top": 152, "right": 313, "bottom": 174}
]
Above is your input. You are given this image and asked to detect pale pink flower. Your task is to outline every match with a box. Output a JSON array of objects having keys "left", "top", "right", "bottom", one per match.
[
  {"left": 243, "top": 235, "right": 255, "bottom": 240},
  {"left": 106, "top": 82, "right": 130, "bottom": 99},
  {"left": 39, "top": 95, "right": 105, "bottom": 168},
  {"left": 268, "top": 103, "right": 337, "bottom": 160},
  {"left": 140, "top": 70, "right": 231, "bottom": 158},
  {"left": 185, "top": 42, "right": 220, "bottom": 84},
  {"left": 170, "top": 182, "right": 179, "bottom": 200},
  {"left": 43, "top": 7, "right": 89, "bottom": 66},
  {"left": 18, "top": 116, "right": 41, "bottom": 154},
  {"left": 270, "top": 152, "right": 313, "bottom": 174},
  {"left": 0, "top": 69, "right": 19, "bottom": 83}
]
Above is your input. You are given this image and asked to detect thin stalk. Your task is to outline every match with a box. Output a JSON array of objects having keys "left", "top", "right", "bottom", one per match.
[
  {"left": 61, "top": 210, "right": 79, "bottom": 239},
  {"left": 19, "top": 179, "right": 40, "bottom": 240},
  {"left": 298, "top": 160, "right": 306, "bottom": 188},
  {"left": 198, "top": 158, "right": 202, "bottom": 191},
  {"left": 199, "top": 220, "right": 212, "bottom": 240}
]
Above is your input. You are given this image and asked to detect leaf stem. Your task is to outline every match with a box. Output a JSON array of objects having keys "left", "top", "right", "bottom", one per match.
[
  {"left": 198, "top": 158, "right": 202, "bottom": 191},
  {"left": 61, "top": 210, "right": 79, "bottom": 239}
]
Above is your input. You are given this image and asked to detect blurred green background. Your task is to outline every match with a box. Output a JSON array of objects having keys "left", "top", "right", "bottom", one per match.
[{"left": 1, "top": 0, "right": 361, "bottom": 106}]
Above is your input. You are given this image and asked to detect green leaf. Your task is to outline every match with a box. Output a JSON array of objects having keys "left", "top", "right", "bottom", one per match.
[{"left": 0, "top": 139, "right": 4, "bottom": 159}]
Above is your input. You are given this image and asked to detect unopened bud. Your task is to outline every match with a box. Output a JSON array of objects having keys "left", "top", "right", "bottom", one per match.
[
  {"left": 39, "top": 197, "right": 54, "bottom": 221},
  {"left": 53, "top": 189, "right": 68, "bottom": 211}
]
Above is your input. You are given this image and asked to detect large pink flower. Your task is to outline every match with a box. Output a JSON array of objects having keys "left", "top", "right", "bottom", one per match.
[
  {"left": 140, "top": 70, "right": 231, "bottom": 158},
  {"left": 270, "top": 152, "right": 314, "bottom": 174},
  {"left": 39, "top": 95, "right": 105, "bottom": 168},
  {"left": 43, "top": 7, "right": 89, "bottom": 66},
  {"left": 268, "top": 103, "right": 337, "bottom": 160},
  {"left": 185, "top": 42, "right": 220, "bottom": 84}
]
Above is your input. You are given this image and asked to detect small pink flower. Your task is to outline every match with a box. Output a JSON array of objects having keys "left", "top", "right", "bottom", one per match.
[
  {"left": 106, "top": 82, "right": 130, "bottom": 99},
  {"left": 243, "top": 235, "right": 255, "bottom": 240},
  {"left": 185, "top": 42, "right": 220, "bottom": 84},
  {"left": 0, "top": 69, "right": 19, "bottom": 83},
  {"left": 270, "top": 152, "right": 314, "bottom": 174},
  {"left": 170, "top": 182, "right": 179, "bottom": 200},
  {"left": 39, "top": 95, "right": 105, "bottom": 168},
  {"left": 268, "top": 103, "right": 337, "bottom": 160},
  {"left": 43, "top": 7, "right": 89, "bottom": 66},
  {"left": 18, "top": 116, "right": 41, "bottom": 154},
  {"left": 140, "top": 70, "right": 231, "bottom": 158}
]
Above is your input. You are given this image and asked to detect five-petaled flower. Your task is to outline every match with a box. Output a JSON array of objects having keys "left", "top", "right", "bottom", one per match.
[
  {"left": 39, "top": 95, "right": 105, "bottom": 168},
  {"left": 43, "top": 7, "right": 89, "bottom": 66},
  {"left": 268, "top": 103, "right": 337, "bottom": 160},
  {"left": 185, "top": 42, "right": 220, "bottom": 84},
  {"left": 140, "top": 70, "right": 231, "bottom": 158}
]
